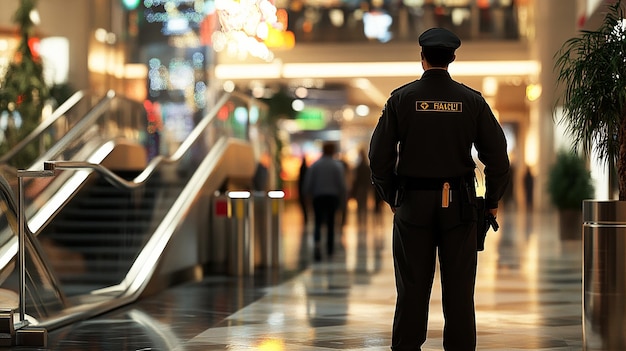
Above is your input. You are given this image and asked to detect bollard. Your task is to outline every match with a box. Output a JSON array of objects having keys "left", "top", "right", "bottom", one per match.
[
  {"left": 227, "top": 191, "right": 253, "bottom": 276},
  {"left": 210, "top": 193, "right": 230, "bottom": 273},
  {"left": 267, "top": 190, "right": 284, "bottom": 268},
  {"left": 252, "top": 191, "right": 270, "bottom": 268}
]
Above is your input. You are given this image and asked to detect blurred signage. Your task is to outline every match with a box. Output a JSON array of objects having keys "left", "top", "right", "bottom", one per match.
[
  {"left": 139, "top": 0, "right": 210, "bottom": 44},
  {"left": 363, "top": 10, "right": 392, "bottom": 42},
  {"left": 296, "top": 108, "right": 325, "bottom": 130},
  {"left": 121, "top": 0, "right": 141, "bottom": 10},
  {"left": 138, "top": 1, "right": 212, "bottom": 158}
]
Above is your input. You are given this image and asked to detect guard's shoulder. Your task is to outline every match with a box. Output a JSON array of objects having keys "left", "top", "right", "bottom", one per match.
[
  {"left": 390, "top": 79, "right": 419, "bottom": 96},
  {"left": 459, "top": 83, "right": 482, "bottom": 96}
]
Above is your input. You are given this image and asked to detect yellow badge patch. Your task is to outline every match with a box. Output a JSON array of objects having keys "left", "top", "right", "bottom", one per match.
[{"left": 416, "top": 101, "right": 462, "bottom": 112}]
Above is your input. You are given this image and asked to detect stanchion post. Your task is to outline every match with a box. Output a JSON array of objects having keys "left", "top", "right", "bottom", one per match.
[
  {"left": 252, "top": 191, "right": 269, "bottom": 268},
  {"left": 15, "top": 167, "right": 54, "bottom": 327},
  {"left": 227, "top": 191, "right": 253, "bottom": 276},
  {"left": 267, "top": 190, "right": 284, "bottom": 268},
  {"left": 210, "top": 193, "right": 230, "bottom": 273}
]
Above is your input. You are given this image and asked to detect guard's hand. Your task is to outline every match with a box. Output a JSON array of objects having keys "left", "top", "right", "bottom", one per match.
[
  {"left": 486, "top": 209, "right": 500, "bottom": 231},
  {"left": 488, "top": 208, "right": 498, "bottom": 218}
]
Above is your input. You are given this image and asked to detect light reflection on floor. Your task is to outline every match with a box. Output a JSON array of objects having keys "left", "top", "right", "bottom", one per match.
[
  {"left": 188, "top": 201, "right": 583, "bottom": 350},
  {"left": 43, "top": 200, "right": 583, "bottom": 351}
]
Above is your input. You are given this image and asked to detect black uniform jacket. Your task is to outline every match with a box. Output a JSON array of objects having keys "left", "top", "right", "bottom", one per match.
[{"left": 369, "top": 69, "right": 510, "bottom": 209}]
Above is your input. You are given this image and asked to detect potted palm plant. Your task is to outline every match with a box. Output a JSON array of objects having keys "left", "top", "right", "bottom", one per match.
[
  {"left": 547, "top": 151, "right": 594, "bottom": 240},
  {"left": 553, "top": 1, "right": 626, "bottom": 349},
  {"left": 554, "top": 0, "right": 626, "bottom": 196}
]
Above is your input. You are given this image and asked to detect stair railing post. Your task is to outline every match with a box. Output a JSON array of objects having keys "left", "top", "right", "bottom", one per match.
[
  {"left": 16, "top": 167, "right": 54, "bottom": 327},
  {"left": 17, "top": 176, "right": 25, "bottom": 325}
]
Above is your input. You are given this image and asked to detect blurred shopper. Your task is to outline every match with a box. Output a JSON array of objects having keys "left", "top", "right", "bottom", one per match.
[
  {"left": 297, "top": 155, "right": 309, "bottom": 224},
  {"left": 369, "top": 28, "right": 510, "bottom": 350},
  {"left": 351, "top": 148, "right": 372, "bottom": 223},
  {"left": 523, "top": 165, "right": 534, "bottom": 211},
  {"left": 339, "top": 154, "right": 350, "bottom": 226},
  {"left": 304, "top": 142, "right": 347, "bottom": 261}
]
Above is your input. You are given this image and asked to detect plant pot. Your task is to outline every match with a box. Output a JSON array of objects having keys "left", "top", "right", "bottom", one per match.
[
  {"left": 559, "top": 209, "right": 582, "bottom": 240},
  {"left": 582, "top": 200, "right": 626, "bottom": 350}
]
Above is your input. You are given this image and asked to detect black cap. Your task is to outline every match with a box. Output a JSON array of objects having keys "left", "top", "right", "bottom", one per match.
[{"left": 418, "top": 28, "right": 461, "bottom": 50}]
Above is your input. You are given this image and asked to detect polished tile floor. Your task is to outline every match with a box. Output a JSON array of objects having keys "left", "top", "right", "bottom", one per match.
[{"left": 38, "top": 200, "right": 583, "bottom": 350}]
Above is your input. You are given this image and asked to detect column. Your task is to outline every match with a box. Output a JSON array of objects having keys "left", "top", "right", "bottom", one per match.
[{"left": 530, "top": 0, "right": 578, "bottom": 210}]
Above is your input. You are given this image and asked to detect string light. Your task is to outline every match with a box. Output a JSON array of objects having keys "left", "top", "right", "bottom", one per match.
[{"left": 212, "top": 0, "right": 280, "bottom": 62}]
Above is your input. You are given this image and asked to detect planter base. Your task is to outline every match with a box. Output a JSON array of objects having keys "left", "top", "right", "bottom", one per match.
[{"left": 583, "top": 200, "right": 626, "bottom": 350}]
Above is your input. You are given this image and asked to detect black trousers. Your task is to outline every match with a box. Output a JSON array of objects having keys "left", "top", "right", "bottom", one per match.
[
  {"left": 391, "top": 189, "right": 477, "bottom": 351},
  {"left": 312, "top": 195, "right": 339, "bottom": 255}
]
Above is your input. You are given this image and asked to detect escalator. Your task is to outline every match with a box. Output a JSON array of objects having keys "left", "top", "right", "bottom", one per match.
[
  {"left": 0, "top": 89, "right": 273, "bottom": 346},
  {"left": 43, "top": 169, "right": 184, "bottom": 291}
]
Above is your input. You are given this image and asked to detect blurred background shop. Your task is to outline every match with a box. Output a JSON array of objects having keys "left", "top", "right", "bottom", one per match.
[
  {"left": 0, "top": 0, "right": 613, "bottom": 211},
  {"left": 0, "top": 1, "right": 616, "bottom": 346}
]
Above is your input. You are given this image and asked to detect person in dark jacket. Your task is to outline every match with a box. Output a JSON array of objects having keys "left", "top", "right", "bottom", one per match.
[
  {"left": 304, "top": 142, "right": 347, "bottom": 261},
  {"left": 351, "top": 148, "right": 372, "bottom": 223},
  {"left": 369, "top": 27, "right": 510, "bottom": 351},
  {"left": 298, "top": 155, "right": 309, "bottom": 224}
]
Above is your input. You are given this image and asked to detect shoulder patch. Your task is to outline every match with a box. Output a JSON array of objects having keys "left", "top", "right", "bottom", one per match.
[{"left": 416, "top": 101, "right": 462, "bottom": 112}]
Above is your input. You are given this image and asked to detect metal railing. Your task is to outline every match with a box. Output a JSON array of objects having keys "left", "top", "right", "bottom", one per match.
[
  {"left": 0, "top": 89, "right": 271, "bottom": 343},
  {"left": 0, "top": 91, "right": 87, "bottom": 165}
]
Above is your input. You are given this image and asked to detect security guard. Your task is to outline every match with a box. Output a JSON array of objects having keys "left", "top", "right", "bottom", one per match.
[{"left": 369, "top": 28, "right": 510, "bottom": 350}]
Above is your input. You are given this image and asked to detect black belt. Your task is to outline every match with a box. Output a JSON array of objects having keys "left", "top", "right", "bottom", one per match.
[{"left": 403, "top": 176, "right": 469, "bottom": 191}]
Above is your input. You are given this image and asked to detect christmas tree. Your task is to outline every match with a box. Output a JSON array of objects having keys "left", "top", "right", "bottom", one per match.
[{"left": 0, "top": 0, "right": 50, "bottom": 168}]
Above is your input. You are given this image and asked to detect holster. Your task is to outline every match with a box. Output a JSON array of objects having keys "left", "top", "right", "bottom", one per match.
[
  {"left": 476, "top": 196, "right": 487, "bottom": 251},
  {"left": 475, "top": 196, "right": 499, "bottom": 251}
]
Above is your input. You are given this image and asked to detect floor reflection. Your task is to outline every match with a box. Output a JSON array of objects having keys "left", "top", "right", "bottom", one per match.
[{"left": 40, "top": 201, "right": 583, "bottom": 351}]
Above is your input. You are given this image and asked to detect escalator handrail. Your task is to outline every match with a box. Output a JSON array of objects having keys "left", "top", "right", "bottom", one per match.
[
  {"left": 43, "top": 161, "right": 144, "bottom": 190},
  {"left": 134, "top": 91, "right": 232, "bottom": 183},
  {"left": 27, "top": 90, "right": 118, "bottom": 171},
  {"left": 44, "top": 92, "right": 232, "bottom": 188},
  {"left": 35, "top": 136, "right": 239, "bottom": 331},
  {"left": 32, "top": 92, "right": 258, "bottom": 330},
  {"left": 121, "top": 136, "right": 234, "bottom": 297},
  {"left": 25, "top": 91, "right": 234, "bottom": 237},
  {"left": 0, "top": 90, "right": 262, "bottom": 332},
  {"left": 0, "top": 90, "right": 87, "bottom": 164}
]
